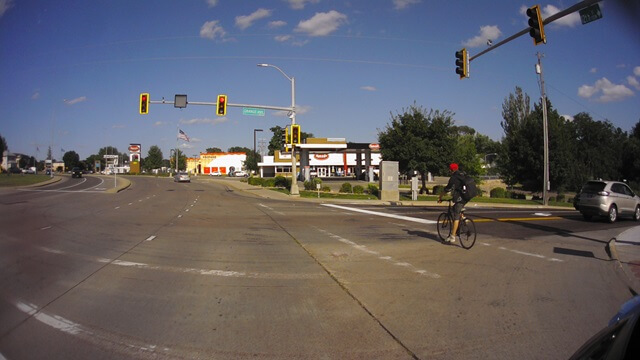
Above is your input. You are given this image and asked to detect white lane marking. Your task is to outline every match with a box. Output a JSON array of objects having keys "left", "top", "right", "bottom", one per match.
[
  {"left": 488, "top": 243, "right": 563, "bottom": 262},
  {"left": 14, "top": 301, "right": 169, "bottom": 355},
  {"left": 185, "top": 209, "right": 189, "bottom": 212},
  {"left": 322, "top": 204, "right": 437, "bottom": 224},
  {"left": 17, "top": 301, "right": 85, "bottom": 335},
  {"left": 258, "top": 203, "right": 286, "bottom": 216},
  {"left": 114, "top": 206, "right": 120, "bottom": 209},
  {"left": 128, "top": 203, "right": 133, "bottom": 206},
  {"left": 534, "top": 212, "right": 552, "bottom": 217},
  {"left": 37, "top": 247, "right": 321, "bottom": 280},
  {"left": 145, "top": 236, "right": 156, "bottom": 242},
  {"left": 56, "top": 177, "right": 88, "bottom": 191},
  {"left": 315, "top": 227, "right": 441, "bottom": 279},
  {"left": 84, "top": 177, "right": 105, "bottom": 191},
  {"left": 177, "top": 215, "right": 183, "bottom": 218},
  {"left": 40, "top": 226, "right": 52, "bottom": 230}
]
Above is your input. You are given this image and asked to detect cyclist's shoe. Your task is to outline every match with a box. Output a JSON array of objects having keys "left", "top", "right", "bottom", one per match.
[{"left": 445, "top": 235, "right": 456, "bottom": 243}]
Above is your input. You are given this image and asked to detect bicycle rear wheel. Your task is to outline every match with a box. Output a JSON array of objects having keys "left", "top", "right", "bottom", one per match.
[
  {"left": 458, "top": 218, "right": 477, "bottom": 249},
  {"left": 437, "top": 213, "right": 452, "bottom": 241}
]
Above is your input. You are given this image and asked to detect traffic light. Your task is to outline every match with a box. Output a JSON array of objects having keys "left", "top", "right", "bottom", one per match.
[
  {"left": 291, "top": 125, "right": 301, "bottom": 144},
  {"left": 455, "top": 48, "right": 468, "bottom": 79},
  {"left": 139, "top": 93, "right": 149, "bottom": 114},
  {"left": 283, "top": 127, "right": 291, "bottom": 152},
  {"left": 216, "top": 94, "right": 227, "bottom": 116},
  {"left": 527, "top": 5, "right": 546, "bottom": 45}
]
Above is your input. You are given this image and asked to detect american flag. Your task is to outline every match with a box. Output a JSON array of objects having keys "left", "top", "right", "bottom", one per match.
[{"left": 178, "top": 129, "right": 190, "bottom": 142}]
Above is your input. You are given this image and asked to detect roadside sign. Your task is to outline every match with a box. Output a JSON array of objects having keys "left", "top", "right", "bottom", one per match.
[
  {"left": 242, "top": 107, "right": 266, "bottom": 117},
  {"left": 103, "top": 155, "right": 118, "bottom": 159},
  {"left": 579, "top": 3, "right": 602, "bottom": 25}
]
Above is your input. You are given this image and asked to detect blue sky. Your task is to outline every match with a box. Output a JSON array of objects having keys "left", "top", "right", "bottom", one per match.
[{"left": 1, "top": 0, "right": 639, "bottom": 160}]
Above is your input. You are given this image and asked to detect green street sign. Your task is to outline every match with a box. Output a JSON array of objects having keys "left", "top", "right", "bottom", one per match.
[
  {"left": 579, "top": 3, "right": 602, "bottom": 25},
  {"left": 242, "top": 107, "right": 266, "bottom": 117}
]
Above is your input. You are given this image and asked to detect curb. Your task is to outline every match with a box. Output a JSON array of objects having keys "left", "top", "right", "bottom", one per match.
[{"left": 608, "top": 238, "right": 640, "bottom": 296}]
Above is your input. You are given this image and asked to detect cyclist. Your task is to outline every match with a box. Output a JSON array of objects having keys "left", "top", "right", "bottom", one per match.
[{"left": 438, "top": 163, "right": 467, "bottom": 243}]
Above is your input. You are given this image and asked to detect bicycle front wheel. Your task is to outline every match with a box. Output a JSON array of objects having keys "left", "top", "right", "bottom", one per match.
[
  {"left": 437, "top": 213, "right": 452, "bottom": 241},
  {"left": 458, "top": 218, "right": 477, "bottom": 249}
]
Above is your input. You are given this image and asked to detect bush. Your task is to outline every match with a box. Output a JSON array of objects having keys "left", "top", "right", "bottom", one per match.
[
  {"left": 556, "top": 194, "right": 566, "bottom": 202},
  {"left": 490, "top": 187, "right": 507, "bottom": 198},
  {"left": 274, "top": 175, "right": 291, "bottom": 188},
  {"left": 339, "top": 182, "right": 352, "bottom": 193},
  {"left": 353, "top": 185, "right": 364, "bottom": 194},
  {"left": 367, "top": 184, "right": 379, "bottom": 196},
  {"left": 321, "top": 186, "right": 331, "bottom": 192},
  {"left": 304, "top": 177, "right": 323, "bottom": 190}
]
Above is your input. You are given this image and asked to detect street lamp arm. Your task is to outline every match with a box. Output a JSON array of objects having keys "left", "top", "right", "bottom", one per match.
[{"left": 257, "top": 63, "right": 292, "bottom": 81}]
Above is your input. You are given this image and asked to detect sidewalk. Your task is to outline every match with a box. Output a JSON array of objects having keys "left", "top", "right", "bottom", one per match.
[{"left": 610, "top": 226, "right": 640, "bottom": 295}]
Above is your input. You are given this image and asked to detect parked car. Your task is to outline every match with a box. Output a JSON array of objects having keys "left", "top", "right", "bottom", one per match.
[
  {"left": 71, "top": 167, "right": 82, "bottom": 178},
  {"left": 574, "top": 180, "right": 640, "bottom": 223},
  {"left": 209, "top": 171, "right": 222, "bottom": 176},
  {"left": 233, "top": 170, "right": 248, "bottom": 177},
  {"left": 174, "top": 171, "right": 190, "bottom": 183}
]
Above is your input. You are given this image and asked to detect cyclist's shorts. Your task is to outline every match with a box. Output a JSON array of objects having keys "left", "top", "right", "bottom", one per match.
[{"left": 452, "top": 201, "right": 467, "bottom": 220}]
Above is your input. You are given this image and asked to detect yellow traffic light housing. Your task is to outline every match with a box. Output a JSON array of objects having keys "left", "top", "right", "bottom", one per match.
[
  {"left": 139, "top": 93, "right": 150, "bottom": 114},
  {"left": 527, "top": 5, "right": 546, "bottom": 45},
  {"left": 216, "top": 94, "right": 227, "bottom": 116},
  {"left": 455, "top": 48, "right": 469, "bottom": 79},
  {"left": 291, "top": 124, "right": 301, "bottom": 144},
  {"left": 284, "top": 126, "right": 291, "bottom": 152}
]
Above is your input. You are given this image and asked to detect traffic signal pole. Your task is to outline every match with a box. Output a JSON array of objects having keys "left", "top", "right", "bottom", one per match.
[{"left": 468, "top": 0, "right": 600, "bottom": 62}]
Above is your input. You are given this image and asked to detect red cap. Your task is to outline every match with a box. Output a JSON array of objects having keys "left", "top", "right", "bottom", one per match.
[{"left": 449, "top": 163, "right": 459, "bottom": 171}]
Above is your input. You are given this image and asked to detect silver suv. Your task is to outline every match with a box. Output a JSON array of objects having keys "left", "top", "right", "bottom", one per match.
[{"left": 575, "top": 180, "right": 640, "bottom": 223}]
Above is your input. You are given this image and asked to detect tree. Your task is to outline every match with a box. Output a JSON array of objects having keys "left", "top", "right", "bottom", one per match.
[
  {"left": 144, "top": 145, "right": 163, "bottom": 171},
  {"left": 497, "top": 87, "right": 531, "bottom": 187},
  {"left": 62, "top": 151, "right": 81, "bottom": 170},
  {"left": 0, "top": 133, "right": 6, "bottom": 155},
  {"left": 228, "top": 146, "right": 251, "bottom": 153},
  {"left": 268, "top": 125, "right": 286, "bottom": 155},
  {"left": 378, "top": 104, "right": 456, "bottom": 193},
  {"left": 169, "top": 149, "right": 187, "bottom": 171},
  {"left": 266, "top": 126, "right": 314, "bottom": 156},
  {"left": 205, "top": 147, "right": 222, "bottom": 153}
]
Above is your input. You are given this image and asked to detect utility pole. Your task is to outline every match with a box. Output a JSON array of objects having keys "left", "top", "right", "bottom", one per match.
[{"left": 536, "top": 52, "right": 550, "bottom": 206}]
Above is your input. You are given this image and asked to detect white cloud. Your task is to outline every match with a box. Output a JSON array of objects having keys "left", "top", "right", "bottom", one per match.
[
  {"left": 0, "top": 0, "right": 14, "bottom": 17},
  {"left": 286, "top": 0, "right": 320, "bottom": 10},
  {"left": 206, "top": 0, "right": 218, "bottom": 7},
  {"left": 589, "top": 68, "right": 597, "bottom": 74},
  {"left": 31, "top": 91, "right": 40, "bottom": 100},
  {"left": 628, "top": 76, "right": 640, "bottom": 90},
  {"left": 561, "top": 115, "right": 574, "bottom": 122},
  {"left": 463, "top": 25, "right": 502, "bottom": 48},
  {"left": 294, "top": 10, "right": 347, "bottom": 37},
  {"left": 180, "top": 117, "right": 227, "bottom": 125},
  {"left": 235, "top": 8, "right": 272, "bottom": 30},
  {"left": 112, "top": 124, "right": 126, "bottom": 129},
  {"left": 519, "top": 4, "right": 580, "bottom": 28},
  {"left": 578, "top": 77, "right": 634, "bottom": 103},
  {"left": 393, "top": 0, "right": 421, "bottom": 10},
  {"left": 153, "top": 121, "right": 166, "bottom": 126},
  {"left": 268, "top": 20, "right": 287, "bottom": 29},
  {"left": 200, "top": 20, "right": 226, "bottom": 40},
  {"left": 360, "top": 86, "right": 377, "bottom": 91},
  {"left": 542, "top": 5, "right": 581, "bottom": 27},
  {"left": 634, "top": 66, "right": 640, "bottom": 77},
  {"left": 275, "top": 35, "right": 292, "bottom": 42},
  {"left": 64, "top": 96, "right": 87, "bottom": 105}
]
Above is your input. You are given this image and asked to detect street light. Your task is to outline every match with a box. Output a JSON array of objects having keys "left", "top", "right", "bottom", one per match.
[{"left": 257, "top": 63, "right": 299, "bottom": 195}]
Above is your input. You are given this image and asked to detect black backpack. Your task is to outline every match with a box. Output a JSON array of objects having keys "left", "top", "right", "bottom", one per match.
[{"left": 460, "top": 173, "right": 477, "bottom": 201}]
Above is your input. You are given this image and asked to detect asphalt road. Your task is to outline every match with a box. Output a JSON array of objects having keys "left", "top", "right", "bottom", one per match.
[{"left": 0, "top": 175, "right": 637, "bottom": 359}]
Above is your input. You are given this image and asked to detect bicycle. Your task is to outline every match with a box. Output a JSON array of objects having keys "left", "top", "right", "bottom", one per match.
[{"left": 437, "top": 199, "right": 477, "bottom": 249}]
